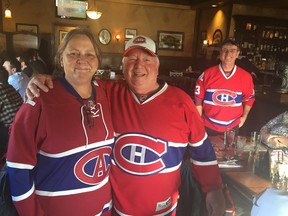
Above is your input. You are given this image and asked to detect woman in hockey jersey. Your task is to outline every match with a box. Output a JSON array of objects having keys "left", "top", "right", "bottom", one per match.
[{"left": 6, "top": 28, "right": 114, "bottom": 216}]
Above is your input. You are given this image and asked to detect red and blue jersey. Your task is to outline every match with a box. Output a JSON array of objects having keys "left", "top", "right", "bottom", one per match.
[
  {"left": 6, "top": 79, "right": 114, "bottom": 216},
  {"left": 194, "top": 64, "right": 255, "bottom": 132},
  {"left": 100, "top": 80, "right": 223, "bottom": 216}
]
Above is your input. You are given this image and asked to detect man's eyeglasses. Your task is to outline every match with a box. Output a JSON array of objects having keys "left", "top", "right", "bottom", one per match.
[{"left": 221, "top": 48, "right": 239, "bottom": 54}]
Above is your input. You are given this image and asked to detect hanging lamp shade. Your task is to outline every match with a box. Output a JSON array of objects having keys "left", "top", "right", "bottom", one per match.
[
  {"left": 86, "top": 0, "right": 102, "bottom": 20},
  {"left": 86, "top": 10, "right": 102, "bottom": 19}
]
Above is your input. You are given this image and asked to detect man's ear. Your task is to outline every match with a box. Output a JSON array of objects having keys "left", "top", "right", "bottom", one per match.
[{"left": 11, "top": 67, "right": 17, "bottom": 74}]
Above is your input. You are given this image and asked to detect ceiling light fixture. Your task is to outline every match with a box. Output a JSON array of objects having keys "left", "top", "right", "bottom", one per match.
[{"left": 86, "top": 0, "right": 102, "bottom": 20}]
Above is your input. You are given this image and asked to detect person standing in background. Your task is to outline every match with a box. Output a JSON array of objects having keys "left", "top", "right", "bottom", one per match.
[
  {"left": 194, "top": 38, "right": 255, "bottom": 136},
  {"left": 6, "top": 28, "right": 114, "bottom": 216},
  {"left": 3, "top": 57, "right": 29, "bottom": 100},
  {"left": 18, "top": 54, "right": 33, "bottom": 78}
]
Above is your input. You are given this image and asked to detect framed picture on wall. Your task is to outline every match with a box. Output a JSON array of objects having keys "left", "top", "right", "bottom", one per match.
[
  {"left": 55, "top": 26, "right": 76, "bottom": 47},
  {"left": 125, "top": 29, "right": 137, "bottom": 39},
  {"left": 157, "top": 31, "right": 184, "bottom": 51},
  {"left": 53, "top": 25, "right": 88, "bottom": 56},
  {"left": 59, "top": 30, "right": 68, "bottom": 44},
  {"left": 212, "top": 29, "right": 223, "bottom": 45},
  {"left": 16, "top": 23, "right": 38, "bottom": 34}
]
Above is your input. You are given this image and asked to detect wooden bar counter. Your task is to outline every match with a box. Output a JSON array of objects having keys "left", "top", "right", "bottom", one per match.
[{"left": 223, "top": 171, "right": 272, "bottom": 202}]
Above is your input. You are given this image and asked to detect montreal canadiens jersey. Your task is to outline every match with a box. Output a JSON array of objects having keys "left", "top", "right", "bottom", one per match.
[
  {"left": 194, "top": 64, "right": 255, "bottom": 132},
  {"left": 6, "top": 79, "right": 114, "bottom": 216},
  {"left": 99, "top": 80, "right": 223, "bottom": 216}
]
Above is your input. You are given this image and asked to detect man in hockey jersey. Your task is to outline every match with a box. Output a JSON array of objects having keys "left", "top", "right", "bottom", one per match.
[
  {"left": 6, "top": 29, "right": 115, "bottom": 216},
  {"left": 194, "top": 38, "right": 255, "bottom": 135},
  {"left": 26, "top": 35, "right": 225, "bottom": 216}
]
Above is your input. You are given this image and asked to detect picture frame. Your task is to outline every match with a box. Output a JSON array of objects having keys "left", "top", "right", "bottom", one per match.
[
  {"left": 59, "top": 30, "right": 68, "bottom": 45},
  {"left": 212, "top": 29, "right": 223, "bottom": 45},
  {"left": 16, "top": 23, "right": 38, "bottom": 34},
  {"left": 98, "top": 29, "right": 111, "bottom": 45},
  {"left": 53, "top": 25, "right": 88, "bottom": 56},
  {"left": 157, "top": 31, "right": 184, "bottom": 51},
  {"left": 56, "top": 26, "right": 76, "bottom": 47},
  {"left": 125, "top": 29, "right": 137, "bottom": 39}
]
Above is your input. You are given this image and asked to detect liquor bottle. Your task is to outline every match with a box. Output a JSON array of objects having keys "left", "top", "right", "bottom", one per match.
[{"left": 274, "top": 31, "right": 279, "bottom": 38}]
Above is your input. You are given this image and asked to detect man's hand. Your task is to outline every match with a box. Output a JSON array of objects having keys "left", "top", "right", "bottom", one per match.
[
  {"left": 205, "top": 189, "right": 225, "bottom": 216},
  {"left": 239, "top": 116, "right": 247, "bottom": 128},
  {"left": 26, "top": 74, "right": 54, "bottom": 99}
]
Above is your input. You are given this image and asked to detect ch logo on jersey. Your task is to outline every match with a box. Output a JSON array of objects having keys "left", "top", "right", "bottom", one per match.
[
  {"left": 113, "top": 133, "right": 167, "bottom": 176},
  {"left": 74, "top": 147, "right": 111, "bottom": 185},
  {"left": 212, "top": 89, "right": 237, "bottom": 106}
]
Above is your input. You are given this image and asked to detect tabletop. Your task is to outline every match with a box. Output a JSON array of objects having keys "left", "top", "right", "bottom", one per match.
[{"left": 209, "top": 135, "right": 272, "bottom": 201}]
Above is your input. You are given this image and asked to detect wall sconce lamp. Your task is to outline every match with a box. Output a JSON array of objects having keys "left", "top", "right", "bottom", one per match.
[
  {"left": 4, "top": 0, "right": 12, "bottom": 18},
  {"left": 115, "top": 34, "right": 120, "bottom": 41},
  {"left": 4, "top": 8, "right": 12, "bottom": 18},
  {"left": 202, "top": 40, "right": 209, "bottom": 55},
  {"left": 86, "top": 0, "right": 102, "bottom": 20}
]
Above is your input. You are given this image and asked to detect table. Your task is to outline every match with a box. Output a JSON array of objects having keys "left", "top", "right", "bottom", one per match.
[
  {"left": 210, "top": 135, "right": 273, "bottom": 214},
  {"left": 223, "top": 171, "right": 272, "bottom": 202},
  {"left": 210, "top": 135, "right": 272, "bottom": 197}
]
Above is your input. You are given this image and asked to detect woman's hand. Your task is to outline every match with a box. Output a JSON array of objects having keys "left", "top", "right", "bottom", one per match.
[{"left": 268, "top": 135, "right": 288, "bottom": 147}]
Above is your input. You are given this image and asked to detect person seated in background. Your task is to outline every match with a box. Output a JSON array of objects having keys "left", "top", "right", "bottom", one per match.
[
  {"left": 18, "top": 54, "right": 33, "bottom": 78},
  {"left": 236, "top": 54, "right": 260, "bottom": 85},
  {"left": 2, "top": 57, "right": 30, "bottom": 100},
  {"left": 27, "top": 48, "right": 49, "bottom": 73},
  {"left": 30, "top": 59, "right": 50, "bottom": 75},
  {"left": 260, "top": 111, "right": 288, "bottom": 148},
  {"left": 0, "top": 66, "right": 23, "bottom": 158}
]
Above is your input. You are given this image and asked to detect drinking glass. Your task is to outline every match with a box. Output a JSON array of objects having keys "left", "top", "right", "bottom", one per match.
[
  {"left": 224, "top": 129, "right": 236, "bottom": 149},
  {"left": 250, "top": 131, "right": 260, "bottom": 145}
]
